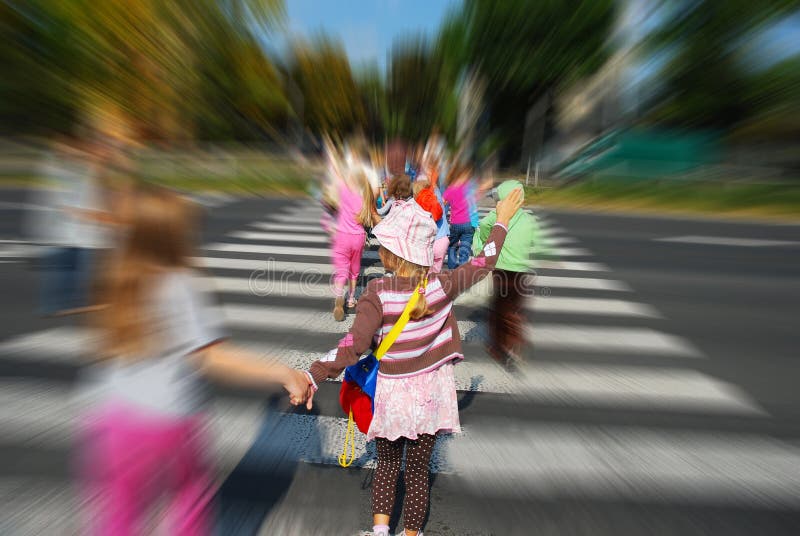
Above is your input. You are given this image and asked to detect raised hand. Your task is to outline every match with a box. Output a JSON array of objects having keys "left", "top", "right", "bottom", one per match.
[{"left": 495, "top": 187, "right": 524, "bottom": 226}]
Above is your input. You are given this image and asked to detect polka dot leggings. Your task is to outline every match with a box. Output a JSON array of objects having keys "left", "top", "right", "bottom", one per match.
[{"left": 372, "top": 434, "right": 436, "bottom": 532}]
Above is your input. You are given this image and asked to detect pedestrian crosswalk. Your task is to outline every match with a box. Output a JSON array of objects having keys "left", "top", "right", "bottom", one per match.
[
  {"left": 0, "top": 239, "right": 43, "bottom": 263},
  {"left": 1, "top": 197, "right": 797, "bottom": 534}
]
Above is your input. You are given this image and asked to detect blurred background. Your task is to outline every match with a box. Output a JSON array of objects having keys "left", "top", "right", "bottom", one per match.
[
  {"left": 1, "top": 0, "right": 798, "bottom": 210},
  {"left": 1, "top": 1, "right": 800, "bottom": 535}
]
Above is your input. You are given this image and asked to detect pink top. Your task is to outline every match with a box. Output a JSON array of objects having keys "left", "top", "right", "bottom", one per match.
[
  {"left": 336, "top": 182, "right": 366, "bottom": 235},
  {"left": 443, "top": 182, "right": 470, "bottom": 225}
]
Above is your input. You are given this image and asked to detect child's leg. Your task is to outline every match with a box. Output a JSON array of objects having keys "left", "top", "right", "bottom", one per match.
[
  {"left": 331, "top": 236, "right": 348, "bottom": 297},
  {"left": 39, "top": 247, "right": 69, "bottom": 314},
  {"left": 488, "top": 270, "right": 506, "bottom": 363},
  {"left": 490, "top": 270, "right": 527, "bottom": 362},
  {"left": 372, "top": 437, "right": 405, "bottom": 526},
  {"left": 331, "top": 235, "right": 349, "bottom": 320},
  {"left": 401, "top": 434, "right": 436, "bottom": 534},
  {"left": 505, "top": 271, "right": 528, "bottom": 357},
  {"left": 447, "top": 227, "right": 461, "bottom": 269},
  {"left": 79, "top": 409, "right": 161, "bottom": 536},
  {"left": 430, "top": 236, "right": 449, "bottom": 274},
  {"left": 168, "top": 422, "right": 214, "bottom": 536},
  {"left": 348, "top": 277, "right": 358, "bottom": 305},
  {"left": 74, "top": 247, "right": 93, "bottom": 309},
  {"left": 458, "top": 226, "right": 475, "bottom": 266},
  {"left": 347, "top": 234, "right": 364, "bottom": 305}
]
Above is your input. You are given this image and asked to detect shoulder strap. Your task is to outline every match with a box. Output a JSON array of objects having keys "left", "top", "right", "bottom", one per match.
[{"left": 374, "top": 278, "right": 426, "bottom": 360}]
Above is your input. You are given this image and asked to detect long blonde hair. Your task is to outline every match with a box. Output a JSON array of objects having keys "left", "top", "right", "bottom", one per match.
[
  {"left": 354, "top": 171, "right": 378, "bottom": 227},
  {"left": 96, "top": 185, "right": 196, "bottom": 358},
  {"left": 378, "top": 246, "right": 432, "bottom": 320}
]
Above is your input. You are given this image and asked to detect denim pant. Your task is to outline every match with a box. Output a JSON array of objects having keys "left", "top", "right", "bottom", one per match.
[
  {"left": 447, "top": 223, "right": 474, "bottom": 269},
  {"left": 39, "top": 247, "right": 92, "bottom": 314}
]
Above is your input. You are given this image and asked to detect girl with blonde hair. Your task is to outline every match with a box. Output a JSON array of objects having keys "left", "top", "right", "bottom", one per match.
[{"left": 330, "top": 167, "right": 379, "bottom": 320}]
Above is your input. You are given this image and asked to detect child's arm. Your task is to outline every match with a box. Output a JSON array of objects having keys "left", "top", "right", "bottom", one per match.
[
  {"left": 440, "top": 188, "right": 523, "bottom": 300},
  {"left": 307, "top": 282, "right": 384, "bottom": 386},
  {"left": 426, "top": 190, "right": 443, "bottom": 222},
  {"left": 376, "top": 197, "right": 394, "bottom": 216},
  {"left": 471, "top": 211, "right": 496, "bottom": 255},
  {"left": 194, "top": 343, "right": 313, "bottom": 408}
]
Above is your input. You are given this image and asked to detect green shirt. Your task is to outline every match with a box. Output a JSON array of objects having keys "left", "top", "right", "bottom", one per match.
[{"left": 472, "top": 209, "right": 548, "bottom": 272}]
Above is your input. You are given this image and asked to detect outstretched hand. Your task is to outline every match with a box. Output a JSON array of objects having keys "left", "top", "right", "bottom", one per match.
[{"left": 495, "top": 187, "right": 524, "bottom": 226}]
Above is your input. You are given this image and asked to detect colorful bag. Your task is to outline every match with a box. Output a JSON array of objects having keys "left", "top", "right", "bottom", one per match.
[{"left": 338, "top": 279, "right": 423, "bottom": 467}]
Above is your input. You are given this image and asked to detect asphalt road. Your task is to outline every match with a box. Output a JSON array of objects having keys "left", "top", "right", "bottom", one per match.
[{"left": 1, "top": 188, "right": 799, "bottom": 535}]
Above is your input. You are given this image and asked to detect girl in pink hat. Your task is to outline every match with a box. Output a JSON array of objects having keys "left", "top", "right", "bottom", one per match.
[{"left": 304, "top": 188, "right": 524, "bottom": 536}]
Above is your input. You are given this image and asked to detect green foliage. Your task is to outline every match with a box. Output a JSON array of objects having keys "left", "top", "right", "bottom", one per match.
[
  {"left": 534, "top": 177, "right": 800, "bottom": 219},
  {"left": 460, "top": 0, "right": 615, "bottom": 93},
  {"left": 289, "top": 35, "right": 365, "bottom": 141},
  {"left": 645, "top": 0, "right": 800, "bottom": 130},
  {"left": 733, "top": 56, "right": 800, "bottom": 141},
  {"left": 0, "top": 0, "right": 286, "bottom": 141},
  {"left": 442, "top": 0, "right": 616, "bottom": 163},
  {"left": 385, "top": 35, "right": 452, "bottom": 142}
]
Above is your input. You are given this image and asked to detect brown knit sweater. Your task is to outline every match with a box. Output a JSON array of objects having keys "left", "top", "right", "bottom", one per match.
[{"left": 309, "top": 224, "right": 508, "bottom": 384}]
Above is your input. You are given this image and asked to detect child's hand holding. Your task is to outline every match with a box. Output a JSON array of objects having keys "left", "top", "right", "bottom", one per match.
[{"left": 283, "top": 369, "right": 314, "bottom": 409}]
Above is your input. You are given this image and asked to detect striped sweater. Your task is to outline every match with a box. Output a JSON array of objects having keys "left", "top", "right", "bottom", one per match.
[{"left": 309, "top": 224, "right": 508, "bottom": 383}]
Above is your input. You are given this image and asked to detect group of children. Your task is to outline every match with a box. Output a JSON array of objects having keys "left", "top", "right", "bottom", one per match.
[
  {"left": 76, "top": 132, "right": 535, "bottom": 535},
  {"left": 320, "top": 135, "right": 538, "bottom": 369},
  {"left": 311, "top": 135, "right": 538, "bottom": 534}
]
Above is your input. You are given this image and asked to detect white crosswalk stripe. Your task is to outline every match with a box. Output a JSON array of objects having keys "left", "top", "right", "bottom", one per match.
[
  {"left": 0, "top": 199, "right": 784, "bottom": 527},
  {"left": 205, "top": 243, "right": 380, "bottom": 259},
  {"left": 228, "top": 231, "right": 329, "bottom": 243},
  {"left": 0, "top": 240, "right": 42, "bottom": 260},
  {"left": 206, "top": 241, "right": 587, "bottom": 259},
  {"left": 206, "top": 275, "right": 658, "bottom": 317},
  {"left": 196, "top": 264, "right": 629, "bottom": 292}
]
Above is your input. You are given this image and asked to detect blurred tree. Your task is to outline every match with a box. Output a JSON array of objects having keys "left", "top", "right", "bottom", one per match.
[
  {"left": 646, "top": 0, "right": 799, "bottom": 131},
  {"left": 354, "top": 63, "right": 387, "bottom": 145},
  {"left": 191, "top": 1, "right": 288, "bottom": 142},
  {"left": 445, "top": 0, "right": 616, "bottom": 165},
  {"left": 385, "top": 35, "right": 448, "bottom": 143},
  {"left": 289, "top": 36, "right": 365, "bottom": 142},
  {"left": 0, "top": 1, "right": 83, "bottom": 135},
  {"left": 0, "top": 0, "right": 287, "bottom": 143},
  {"left": 734, "top": 56, "right": 800, "bottom": 142}
]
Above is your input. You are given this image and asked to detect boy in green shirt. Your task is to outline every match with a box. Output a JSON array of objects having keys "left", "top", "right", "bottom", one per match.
[{"left": 473, "top": 180, "right": 545, "bottom": 369}]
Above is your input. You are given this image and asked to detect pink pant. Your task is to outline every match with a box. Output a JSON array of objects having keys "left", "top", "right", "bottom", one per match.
[
  {"left": 78, "top": 404, "right": 214, "bottom": 536},
  {"left": 430, "top": 236, "right": 449, "bottom": 274},
  {"left": 332, "top": 231, "right": 365, "bottom": 287}
]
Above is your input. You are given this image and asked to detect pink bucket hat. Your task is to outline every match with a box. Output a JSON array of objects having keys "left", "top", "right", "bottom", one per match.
[{"left": 372, "top": 200, "right": 437, "bottom": 266}]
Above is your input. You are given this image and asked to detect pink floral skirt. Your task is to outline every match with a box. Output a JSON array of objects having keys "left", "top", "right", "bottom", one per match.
[{"left": 366, "top": 361, "right": 461, "bottom": 442}]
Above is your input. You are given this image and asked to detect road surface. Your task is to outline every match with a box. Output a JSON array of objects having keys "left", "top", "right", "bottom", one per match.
[{"left": 1, "top": 189, "right": 799, "bottom": 535}]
